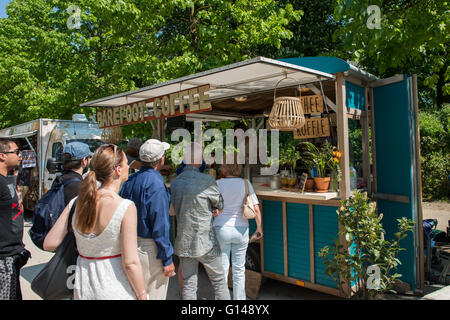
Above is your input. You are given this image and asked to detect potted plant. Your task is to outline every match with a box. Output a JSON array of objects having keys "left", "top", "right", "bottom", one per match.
[
  {"left": 300, "top": 141, "right": 339, "bottom": 193},
  {"left": 279, "top": 142, "right": 300, "bottom": 187}
]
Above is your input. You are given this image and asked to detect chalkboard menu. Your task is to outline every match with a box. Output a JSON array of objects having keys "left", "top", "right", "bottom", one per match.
[{"left": 298, "top": 173, "right": 308, "bottom": 193}]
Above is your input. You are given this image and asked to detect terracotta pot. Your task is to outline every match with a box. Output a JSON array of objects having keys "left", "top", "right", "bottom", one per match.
[
  {"left": 305, "top": 178, "right": 315, "bottom": 192},
  {"left": 313, "top": 177, "right": 331, "bottom": 193}
]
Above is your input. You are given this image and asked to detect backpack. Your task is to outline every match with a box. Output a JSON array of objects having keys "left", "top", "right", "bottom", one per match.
[{"left": 29, "top": 176, "right": 81, "bottom": 250}]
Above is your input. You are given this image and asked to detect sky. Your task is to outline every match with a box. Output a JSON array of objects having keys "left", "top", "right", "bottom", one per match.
[{"left": 0, "top": 0, "right": 11, "bottom": 18}]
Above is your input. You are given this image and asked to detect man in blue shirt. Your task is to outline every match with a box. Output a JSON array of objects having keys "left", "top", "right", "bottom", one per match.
[{"left": 120, "top": 139, "right": 175, "bottom": 300}]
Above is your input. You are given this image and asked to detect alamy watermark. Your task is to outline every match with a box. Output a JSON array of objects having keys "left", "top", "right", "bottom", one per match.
[
  {"left": 366, "top": 5, "right": 381, "bottom": 30},
  {"left": 170, "top": 121, "right": 279, "bottom": 175},
  {"left": 67, "top": 5, "right": 81, "bottom": 30}
]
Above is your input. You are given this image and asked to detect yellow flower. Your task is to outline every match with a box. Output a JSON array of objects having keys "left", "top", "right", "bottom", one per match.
[{"left": 334, "top": 157, "right": 339, "bottom": 163}]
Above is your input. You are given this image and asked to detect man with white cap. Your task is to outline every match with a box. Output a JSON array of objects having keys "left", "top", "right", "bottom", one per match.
[
  {"left": 170, "top": 142, "right": 230, "bottom": 300},
  {"left": 119, "top": 139, "right": 175, "bottom": 300}
]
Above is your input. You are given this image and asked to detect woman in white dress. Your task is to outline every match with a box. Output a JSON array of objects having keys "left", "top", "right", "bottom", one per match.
[{"left": 44, "top": 144, "right": 146, "bottom": 300}]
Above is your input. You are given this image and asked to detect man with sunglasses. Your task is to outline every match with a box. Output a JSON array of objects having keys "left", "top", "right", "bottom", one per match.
[{"left": 0, "top": 139, "right": 30, "bottom": 300}]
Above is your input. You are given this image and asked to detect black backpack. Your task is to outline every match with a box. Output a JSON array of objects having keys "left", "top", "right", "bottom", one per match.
[{"left": 29, "top": 176, "right": 81, "bottom": 250}]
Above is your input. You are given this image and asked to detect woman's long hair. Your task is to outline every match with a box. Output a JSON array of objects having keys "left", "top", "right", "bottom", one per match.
[{"left": 75, "top": 144, "right": 124, "bottom": 234}]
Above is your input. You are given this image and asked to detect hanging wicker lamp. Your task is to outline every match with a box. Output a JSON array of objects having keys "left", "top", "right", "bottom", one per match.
[
  {"left": 101, "top": 126, "right": 123, "bottom": 144},
  {"left": 268, "top": 77, "right": 305, "bottom": 130}
]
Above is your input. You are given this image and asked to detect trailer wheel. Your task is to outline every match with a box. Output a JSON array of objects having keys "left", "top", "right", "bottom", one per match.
[{"left": 246, "top": 244, "right": 261, "bottom": 272}]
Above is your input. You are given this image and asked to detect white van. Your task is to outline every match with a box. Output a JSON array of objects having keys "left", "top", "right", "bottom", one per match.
[{"left": 0, "top": 114, "right": 104, "bottom": 211}]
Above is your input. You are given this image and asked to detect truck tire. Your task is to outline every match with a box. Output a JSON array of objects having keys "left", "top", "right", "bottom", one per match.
[{"left": 246, "top": 244, "right": 261, "bottom": 272}]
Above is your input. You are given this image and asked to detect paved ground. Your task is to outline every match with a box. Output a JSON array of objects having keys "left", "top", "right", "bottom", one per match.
[
  {"left": 19, "top": 201, "right": 450, "bottom": 300},
  {"left": 422, "top": 201, "right": 450, "bottom": 233}
]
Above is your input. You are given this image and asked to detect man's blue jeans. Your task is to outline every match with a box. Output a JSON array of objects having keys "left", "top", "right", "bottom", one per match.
[{"left": 215, "top": 226, "right": 249, "bottom": 300}]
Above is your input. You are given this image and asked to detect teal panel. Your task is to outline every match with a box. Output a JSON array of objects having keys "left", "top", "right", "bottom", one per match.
[
  {"left": 278, "top": 56, "right": 350, "bottom": 75},
  {"left": 262, "top": 200, "right": 284, "bottom": 275},
  {"left": 346, "top": 81, "right": 365, "bottom": 111},
  {"left": 373, "top": 76, "right": 412, "bottom": 196},
  {"left": 286, "top": 203, "right": 310, "bottom": 281},
  {"left": 373, "top": 75, "right": 416, "bottom": 290},
  {"left": 377, "top": 200, "right": 416, "bottom": 285},
  {"left": 314, "top": 205, "right": 339, "bottom": 289}
]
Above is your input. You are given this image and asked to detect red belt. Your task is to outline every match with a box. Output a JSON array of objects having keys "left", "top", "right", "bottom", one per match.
[{"left": 79, "top": 254, "right": 121, "bottom": 260}]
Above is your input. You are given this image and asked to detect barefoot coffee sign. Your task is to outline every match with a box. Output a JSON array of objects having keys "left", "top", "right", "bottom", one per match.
[{"left": 96, "top": 84, "right": 212, "bottom": 129}]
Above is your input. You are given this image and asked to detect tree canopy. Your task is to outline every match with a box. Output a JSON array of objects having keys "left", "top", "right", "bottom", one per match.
[
  {"left": 331, "top": 0, "right": 449, "bottom": 109},
  {"left": 0, "top": 0, "right": 301, "bottom": 128},
  {"left": 0, "top": 0, "right": 448, "bottom": 125}
]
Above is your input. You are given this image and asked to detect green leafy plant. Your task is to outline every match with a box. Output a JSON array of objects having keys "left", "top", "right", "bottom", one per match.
[
  {"left": 279, "top": 141, "right": 300, "bottom": 170},
  {"left": 299, "top": 140, "right": 340, "bottom": 178},
  {"left": 319, "top": 190, "right": 415, "bottom": 299}
]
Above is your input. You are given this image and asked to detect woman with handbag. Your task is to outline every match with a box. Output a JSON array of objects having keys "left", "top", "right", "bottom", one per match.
[
  {"left": 214, "top": 156, "right": 263, "bottom": 300},
  {"left": 43, "top": 144, "right": 146, "bottom": 300}
]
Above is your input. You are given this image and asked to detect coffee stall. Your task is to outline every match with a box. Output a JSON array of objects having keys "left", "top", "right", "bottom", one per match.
[{"left": 81, "top": 56, "right": 424, "bottom": 297}]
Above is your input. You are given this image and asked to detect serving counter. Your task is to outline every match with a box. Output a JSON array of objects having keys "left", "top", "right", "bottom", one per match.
[{"left": 251, "top": 184, "right": 344, "bottom": 297}]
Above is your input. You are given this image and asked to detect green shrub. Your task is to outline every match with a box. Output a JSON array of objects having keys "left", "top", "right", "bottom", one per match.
[{"left": 419, "top": 105, "right": 450, "bottom": 200}]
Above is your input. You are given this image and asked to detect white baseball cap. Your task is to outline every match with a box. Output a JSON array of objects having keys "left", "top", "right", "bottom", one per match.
[{"left": 139, "top": 139, "right": 170, "bottom": 163}]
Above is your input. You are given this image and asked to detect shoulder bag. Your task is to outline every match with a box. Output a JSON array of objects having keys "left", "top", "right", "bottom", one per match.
[
  {"left": 31, "top": 201, "right": 78, "bottom": 300},
  {"left": 242, "top": 179, "right": 256, "bottom": 219}
]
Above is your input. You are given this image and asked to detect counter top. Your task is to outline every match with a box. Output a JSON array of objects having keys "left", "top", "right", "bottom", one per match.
[
  {"left": 166, "top": 181, "right": 340, "bottom": 202},
  {"left": 253, "top": 184, "right": 339, "bottom": 201}
]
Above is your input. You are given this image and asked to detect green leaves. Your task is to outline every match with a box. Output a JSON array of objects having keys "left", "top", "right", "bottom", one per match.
[
  {"left": 0, "top": 0, "right": 301, "bottom": 129},
  {"left": 331, "top": 0, "right": 449, "bottom": 109},
  {"left": 319, "top": 190, "right": 414, "bottom": 299}
]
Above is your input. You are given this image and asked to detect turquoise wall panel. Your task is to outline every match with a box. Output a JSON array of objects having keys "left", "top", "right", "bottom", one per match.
[
  {"left": 286, "top": 203, "right": 310, "bottom": 281},
  {"left": 373, "top": 76, "right": 416, "bottom": 290},
  {"left": 314, "top": 205, "right": 339, "bottom": 289},
  {"left": 262, "top": 200, "right": 284, "bottom": 275},
  {"left": 346, "top": 81, "right": 366, "bottom": 111},
  {"left": 377, "top": 200, "right": 415, "bottom": 286}
]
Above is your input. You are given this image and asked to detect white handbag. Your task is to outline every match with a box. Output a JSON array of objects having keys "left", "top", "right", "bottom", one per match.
[{"left": 242, "top": 179, "right": 256, "bottom": 219}]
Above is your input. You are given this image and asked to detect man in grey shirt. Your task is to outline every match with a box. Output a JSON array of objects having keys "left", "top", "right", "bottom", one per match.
[{"left": 170, "top": 142, "right": 230, "bottom": 300}]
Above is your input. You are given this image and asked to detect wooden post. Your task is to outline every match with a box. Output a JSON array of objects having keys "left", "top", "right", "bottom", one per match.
[
  {"left": 159, "top": 119, "right": 165, "bottom": 141},
  {"left": 413, "top": 74, "right": 425, "bottom": 292},
  {"left": 369, "top": 87, "right": 377, "bottom": 194},
  {"left": 336, "top": 73, "right": 350, "bottom": 199},
  {"left": 362, "top": 87, "right": 371, "bottom": 194}
]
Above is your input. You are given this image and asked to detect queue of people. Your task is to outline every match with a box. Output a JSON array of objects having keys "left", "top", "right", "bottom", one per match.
[{"left": 0, "top": 136, "right": 263, "bottom": 300}]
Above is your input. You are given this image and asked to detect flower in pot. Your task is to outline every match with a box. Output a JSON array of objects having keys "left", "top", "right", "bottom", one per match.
[
  {"left": 329, "top": 150, "right": 342, "bottom": 191},
  {"left": 300, "top": 141, "right": 340, "bottom": 193}
]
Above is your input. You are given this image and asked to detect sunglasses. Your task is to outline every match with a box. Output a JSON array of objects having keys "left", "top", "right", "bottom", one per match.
[
  {"left": 2, "top": 149, "right": 21, "bottom": 156},
  {"left": 100, "top": 144, "right": 119, "bottom": 169}
]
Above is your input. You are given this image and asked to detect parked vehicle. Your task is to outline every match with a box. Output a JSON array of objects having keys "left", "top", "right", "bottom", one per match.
[{"left": 0, "top": 114, "right": 104, "bottom": 211}]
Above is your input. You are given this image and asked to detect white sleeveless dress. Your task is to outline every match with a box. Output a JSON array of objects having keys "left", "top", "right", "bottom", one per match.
[{"left": 70, "top": 198, "right": 136, "bottom": 300}]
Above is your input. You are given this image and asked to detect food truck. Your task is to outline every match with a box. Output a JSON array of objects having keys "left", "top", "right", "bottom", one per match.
[
  {"left": 0, "top": 115, "right": 104, "bottom": 210},
  {"left": 81, "top": 56, "right": 424, "bottom": 297}
]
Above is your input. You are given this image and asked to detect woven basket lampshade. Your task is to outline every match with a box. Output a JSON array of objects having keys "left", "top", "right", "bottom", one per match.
[
  {"left": 268, "top": 77, "right": 305, "bottom": 130},
  {"left": 101, "top": 126, "right": 123, "bottom": 144}
]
